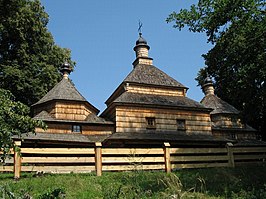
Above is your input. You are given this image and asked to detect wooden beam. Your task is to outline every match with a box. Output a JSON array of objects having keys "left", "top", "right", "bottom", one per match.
[
  {"left": 95, "top": 142, "right": 102, "bottom": 176},
  {"left": 226, "top": 143, "right": 235, "bottom": 168},
  {"left": 102, "top": 148, "right": 163, "bottom": 155},
  {"left": 21, "top": 148, "right": 95, "bottom": 154},
  {"left": 21, "top": 165, "right": 95, "bottom": 173},
  {"left": 14, "top": 141, "right": 21, "bottom": 179},
  {"left": 164, "top": 142, "right": 171, "bottom": 173},
  {"left": 22, "top": 157, "right": 95, "bottom": 163},
  {"left": 170, "top": 148, "right": 227, "bottom": 154}
]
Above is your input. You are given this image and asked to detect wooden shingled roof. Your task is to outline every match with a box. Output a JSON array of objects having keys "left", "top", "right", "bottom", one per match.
[
  {"left": 14, "top": 132, "right": 109, "bottom": 144},
  {"left": 201, "top": 94, "right": 240, "bottom": 115},
  {"left": 106, "top": 131, "right": 230, "bottom": 144},
  {"left": 113, "top": 92, "right": 210, "bottom": 111},
  {"left": 32, "top": 78, "right": 99, "bottom": 113},
  {"left": 124, "top": 64, "right": 187, "bottom": 88}
]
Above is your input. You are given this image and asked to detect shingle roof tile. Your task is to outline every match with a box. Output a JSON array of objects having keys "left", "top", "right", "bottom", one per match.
[
  {"left": 201, "top": 94, "right": 240, "bottom": 115},
  {"left": 124, "top": 64, "right": 187, "bottom": 88},
  {"left": 33, "top": 78, "right": 87, "bottom": 106},
  {"left": 113, "top": 92, "right": 209, "bottom": 110}
]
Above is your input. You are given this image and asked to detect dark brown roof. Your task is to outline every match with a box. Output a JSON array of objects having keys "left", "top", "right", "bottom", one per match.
[
  {"left": 201, "top": 94, "right": 240, "bottom": 115},
  {"left": 107, "top": 131, "right": 230, "bottom": 143},
  {"left": 33, "top": 78, "right": 88, "bottom": 105},
  {"left": 34, "top": 110, "right": 113, "bottom": 125},
  {"left": 124, "top": 64, "right": 187, "bottom": 88},
  {"left": 14, "top": 132, "right": 109, "bottom": 143},
  {"left": 212, "top": 124, "right": 256, "bottom": 132},
  {"left": 113, "top": 92, "right": 210, "bottom": 111}
]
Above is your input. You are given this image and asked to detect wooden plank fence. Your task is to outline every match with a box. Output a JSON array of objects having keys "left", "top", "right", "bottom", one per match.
[{"left": 1, "top": 142, "right": 266, "bottom": 179}]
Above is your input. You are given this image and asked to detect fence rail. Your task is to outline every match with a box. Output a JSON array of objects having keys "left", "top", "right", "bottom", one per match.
[{"left": 1, "top": 142, "right": 266, "bottom": 179}]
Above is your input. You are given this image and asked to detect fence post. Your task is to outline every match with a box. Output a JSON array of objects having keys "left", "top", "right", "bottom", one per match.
[
  {"left": 95, "top": 142, "right": 102, "bottom": 176},
  {"left": 226, "top": 142, "right": 235, "bottom": 168},
  {"left": 164, "top": 142, "right": 171, "bottom": 173},
  {"left": 14, "top": 141, "right": 21, "bottom": 179}
]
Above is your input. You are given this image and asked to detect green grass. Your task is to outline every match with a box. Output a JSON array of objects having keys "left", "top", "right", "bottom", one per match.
[{"left": 0, "top": 165, "right": 266, "bottom": 198}]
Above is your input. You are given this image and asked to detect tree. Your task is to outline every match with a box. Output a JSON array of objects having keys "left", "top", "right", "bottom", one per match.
[
  {"left": 167, "top": 0, "right": 266, "bottom": 138},
  {"left": 0, "top": 0, "right": 74, "bottom": 158},
  {"left": 0, "top": 0, "right": 75, "bottom": 106},
  {"left": 0, "top": 88, "right": 45, "bottom": 161}
]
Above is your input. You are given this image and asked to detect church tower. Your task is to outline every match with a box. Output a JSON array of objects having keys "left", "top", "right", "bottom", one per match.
[{"left": 101, "top": 33, "right": 213, "bottom": 138}]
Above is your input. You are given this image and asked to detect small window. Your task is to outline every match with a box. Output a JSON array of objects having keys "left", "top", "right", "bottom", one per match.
[
  {"left": 146, "top": 117, "right": 156, "bottom": 129},
  {"left": 72, "top": 125, "right": 81, "bottom": 133},
  {"left": 177, "top": 119, "right": 186, "bottom": 131},
  {"left": 231, "top": 133, "right": 236, "bottom": 139}
]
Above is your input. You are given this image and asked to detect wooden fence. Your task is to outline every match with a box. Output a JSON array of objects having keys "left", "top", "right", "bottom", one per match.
[{"left": 1, "top": 142, "right": 266, "bottom": 179}]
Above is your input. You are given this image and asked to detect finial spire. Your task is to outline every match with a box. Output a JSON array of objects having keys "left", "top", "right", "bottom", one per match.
[
  {"left": 138, "top": 20, "right": 143, "bottom": 35},
  {"left": 132, "top": 23, "right": 153, "bottom": 67},
  {"left": 202, "top": 76, "right": 215, "bottom": 95},
  {"left": 60, "top": 61, "right": 72, "bottom": 79}
]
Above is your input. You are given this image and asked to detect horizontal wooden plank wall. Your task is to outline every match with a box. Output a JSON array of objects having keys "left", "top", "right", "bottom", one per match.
[
  {"left": 102, "top": 148, "right": 165, "bottom": 172},
  {"left": 1, "top": 144, "right": 266, "bottom": 179},
  {"left": 233, "top": 147, "right": 266, "bottom": 165},
  {"left": 20, "top": 148, "right": 96, "bottom": 174},
  {"left": 170, "top": 147, "right": 229, "bottom": 169},
  {"left": 115, "top": 107, "right": 212, "bottom": 134}
]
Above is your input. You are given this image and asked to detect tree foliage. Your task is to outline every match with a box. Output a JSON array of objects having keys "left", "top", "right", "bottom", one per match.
[
  {"left": 0, "top": 0, "right": 74, "bottom": 157},
  {"left": 0, "top": 0, "right": 75, "bottom": 106},
  {"left": 167, "top": 0, "right": 266, "bottom": 137},
  {"left": 0, "top": 88, "right": 45, "bottom": 161}
]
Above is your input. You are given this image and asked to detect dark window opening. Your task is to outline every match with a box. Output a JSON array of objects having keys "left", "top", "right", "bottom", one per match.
[
  {"left": 231, "top": 133, "right": 236, "bottom": 139},
  {"left": 177, "top": 119, "right": 186, "bottom": 131},
  {"left": 146, "top": 117, "right": 156, "bottom": 129},
  {"left": 72, "top": 125, "right": 81, "bottom": 133}
]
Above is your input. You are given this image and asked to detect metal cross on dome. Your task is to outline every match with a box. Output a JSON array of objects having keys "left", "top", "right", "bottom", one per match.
[{"left": 138, "top": 20, "right": 143, "bottom": 34}]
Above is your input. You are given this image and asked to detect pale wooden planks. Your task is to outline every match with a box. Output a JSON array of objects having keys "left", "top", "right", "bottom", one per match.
[
  {"left": 22, "top": 157, "right": 95, "bottom": 163},
  {"left": 102, "top": 156, "right": 164, "bottom": 163},
  {"left": 0, "top": 165, "right": 13, "bottom": 172},
  {"left": 2, "top": 146, "right": 266, "bottom": 178},
  {"left": 102, "top": 164, "right": 165, "bottom": 171},
  {"left": 102, "top": 148, "right": 163, "bottom": 155},
  {"left": 21, "top": 148, "right": 95, "bottom": 154},
  {"left": 21, "top": 165, "right": 95, "bottom": 173}
]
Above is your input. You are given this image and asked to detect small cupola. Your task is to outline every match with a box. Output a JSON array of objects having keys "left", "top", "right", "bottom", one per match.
[
  {"left": 202, "top": 77, "right": 215, "bottom": 96},
  {"left": 134, "top": 33, "right": 150, "bottom": 58},
  {"left": 60, "top": 62, "right": 73, "bottom": 79},
  {"left": 132, "top": 33, "right": 153, "bottom": 67}
]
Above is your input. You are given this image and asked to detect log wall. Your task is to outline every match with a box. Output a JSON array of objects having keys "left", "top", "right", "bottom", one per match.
[
  {"left": 126, "top": 85, "right": 185, "bottom": 97},
  {"left": 115, "top": 107, "right": 212, "bottom": 134},
  {"left": 53, "top": 102, "right": 92, "bottom": 121},
  {"left": 212, "top": 115, "right": 244, "bottom": 128}
]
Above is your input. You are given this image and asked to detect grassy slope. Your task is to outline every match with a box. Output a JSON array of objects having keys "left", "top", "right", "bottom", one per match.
[{"left": 0, "top": 165, "right": 266, "bottom": 198}]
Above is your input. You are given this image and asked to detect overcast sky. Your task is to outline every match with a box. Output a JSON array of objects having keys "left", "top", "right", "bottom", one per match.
[{"left": 41, "top": 0, "right": 213, "bottom": 112}]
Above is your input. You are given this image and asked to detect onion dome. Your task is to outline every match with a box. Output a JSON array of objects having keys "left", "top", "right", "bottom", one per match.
[
  {"left": 60, "top": 62, "right": 73, "bottom": 79},
  {"left": 134, "top": 33, "right": 150, "bottom": 51}
]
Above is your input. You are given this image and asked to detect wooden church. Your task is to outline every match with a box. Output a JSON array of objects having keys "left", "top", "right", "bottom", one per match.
[{"left": 19, "top": 33, "right": 257, "bottom": 147}]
